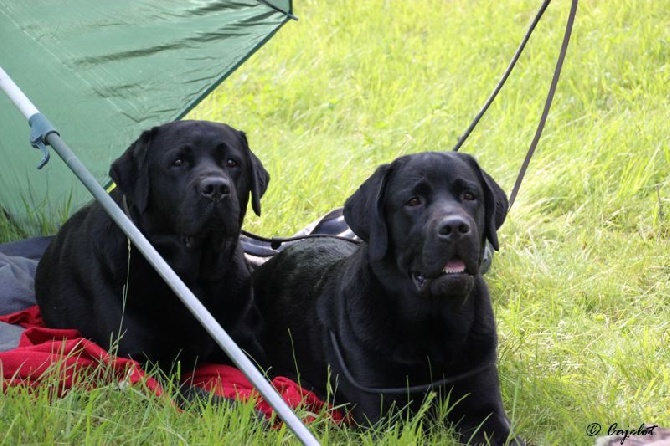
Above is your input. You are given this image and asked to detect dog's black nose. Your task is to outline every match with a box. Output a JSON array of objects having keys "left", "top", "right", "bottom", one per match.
[
  {"left": 437, "top": 216, "right": 470, "bottom": 239},
  {"left": 200, "top": 177, "right": 230, "bottom": 201}
]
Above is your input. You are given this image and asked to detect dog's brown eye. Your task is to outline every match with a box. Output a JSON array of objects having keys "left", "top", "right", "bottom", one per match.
[
  {"left": 462, "top": 192, "right": 476, "bottom": 201},
  {"left": 226, "top": 158, "right": 238, "bottom": 168},
  {"left": 406, "top": 197, "right": 422, "bottom": 207},
  {"left": 172, "top": 156, "right": 184, "bottom": 167}
]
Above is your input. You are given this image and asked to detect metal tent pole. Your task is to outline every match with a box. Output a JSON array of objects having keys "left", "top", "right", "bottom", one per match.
[{"left": 0, "top": 65, "right": 319, "bottom": 446}]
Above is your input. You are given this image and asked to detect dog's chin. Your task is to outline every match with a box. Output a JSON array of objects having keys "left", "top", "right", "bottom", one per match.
[
  {"left": 411, "top": 272, "right": 475, "bottom": 301},
  {"left": 181, "top": 229, "right": 236, "bottom": 252},
  {"left": 179, "top": 207, "right": 241, "bottom": 251},
  {"left": 410, "top": 260, "right": 476, "bottom": 302}
]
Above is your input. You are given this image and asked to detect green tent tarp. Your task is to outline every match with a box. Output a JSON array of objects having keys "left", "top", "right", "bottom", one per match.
[{"left": 0, "top": 0, "right": 293, "bottom": 232}]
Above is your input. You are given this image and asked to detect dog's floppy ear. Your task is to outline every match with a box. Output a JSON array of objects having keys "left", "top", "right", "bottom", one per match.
[
  {"left": 109, "top": 127, "right": 158, "bottom": 213},
  {"left": 238, "top": 131, "right": 269, "bottom": 216},
  {"left": 344, "top": 163, "right": 392, "bottom": 261},
  {"left": 483, "top": 171, "right": 509, "bottom": 232},
  {"left": 464, "top": 156, "right": 509, "bottom": 251}
]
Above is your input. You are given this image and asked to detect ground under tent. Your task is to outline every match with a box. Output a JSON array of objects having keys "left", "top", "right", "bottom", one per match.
[{"left": 0, "top": 224, "right": 350, "bottom": 424}]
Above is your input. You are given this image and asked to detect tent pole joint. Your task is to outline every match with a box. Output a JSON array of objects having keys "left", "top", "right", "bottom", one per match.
[{"left": 28, "top": 113, "right": 57, "bottom": 169}]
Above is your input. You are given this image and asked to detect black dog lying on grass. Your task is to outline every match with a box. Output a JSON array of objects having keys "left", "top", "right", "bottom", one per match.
[
  {"left": 254, "top": 151, "right": 523, "bottom": 445},
  {"left": 35, "top": 120, "right": 269, "bottom": 373}
]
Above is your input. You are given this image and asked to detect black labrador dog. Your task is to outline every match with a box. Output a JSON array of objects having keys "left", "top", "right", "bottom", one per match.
[
  {"left": 36, "top": 120, "right": 269, "bottom": 373},
  {"left": 254, "top": 151, "right": 522, "bottom": 445}
]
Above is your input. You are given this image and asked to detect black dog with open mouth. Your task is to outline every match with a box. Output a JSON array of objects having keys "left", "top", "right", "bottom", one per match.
[
  {"left": 36, "top": 120, "right": 269, "bottom": 373},
  {"left": 254, "top": 151, "right": 523, "bottom": 445}
]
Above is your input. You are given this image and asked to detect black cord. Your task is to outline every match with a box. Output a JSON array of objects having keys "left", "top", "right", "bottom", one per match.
[
  {"left": 242, "top": 230, "right": 361, "bottom": 251},
  {"left": 509, "top": 0, "right": 578, "bottom": 207},
  {"left": 452, "top": 0, "right": 553, "bottom": 152},
  {"left": 245, "top": 0, "right": 578, "bottom": 246}
]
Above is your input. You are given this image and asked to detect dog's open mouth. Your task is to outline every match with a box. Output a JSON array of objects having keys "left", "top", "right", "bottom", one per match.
[{"left": 411, "top": 259, "right": 469, "bottom": 292}]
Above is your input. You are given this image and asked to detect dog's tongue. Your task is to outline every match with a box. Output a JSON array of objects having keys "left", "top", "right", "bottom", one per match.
[{"left": 443, "top": 259, "right": 466, "bottom": 274}]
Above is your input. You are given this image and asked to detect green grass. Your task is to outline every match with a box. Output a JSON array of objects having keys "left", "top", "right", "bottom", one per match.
[{"left": 2, "top": 0, "right": 669, "bottom": 444}]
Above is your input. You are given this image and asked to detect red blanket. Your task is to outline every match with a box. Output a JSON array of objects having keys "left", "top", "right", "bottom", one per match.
[{"left": 0, "top": 306, "right": 344, "bottom": 424}]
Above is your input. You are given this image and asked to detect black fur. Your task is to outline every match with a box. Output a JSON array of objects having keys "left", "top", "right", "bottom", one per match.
[
  {"left": 36, "top": 120, "right": 269, "bottom": 373},
  {"left": 255, "top": 152, "right": 523, "bottom": 445}
]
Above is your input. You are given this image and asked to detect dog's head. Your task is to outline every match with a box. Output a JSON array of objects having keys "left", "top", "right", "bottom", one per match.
[
  {"left": 344, "top": 152, "right": 507, "bottom": 302},
  {"left": 110, "top": 120, "right": 269, "bottom": 250}
]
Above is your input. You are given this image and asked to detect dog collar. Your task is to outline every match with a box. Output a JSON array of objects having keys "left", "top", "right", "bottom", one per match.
[{"left": 328, "top": 330, "right": 495, "bottom": 396}]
